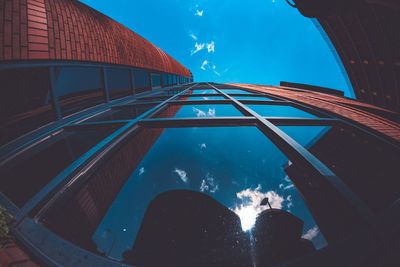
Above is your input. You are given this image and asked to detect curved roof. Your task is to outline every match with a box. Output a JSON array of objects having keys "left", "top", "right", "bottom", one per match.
[{"left": 0, "top": 0, "right": 191, "bottom": 77}]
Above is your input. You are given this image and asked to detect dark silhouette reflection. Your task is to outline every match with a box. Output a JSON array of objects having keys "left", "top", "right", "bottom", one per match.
[
  {"left": 251, "top": 209, "right": 315, "bottom": 266},
  {"left": 123, "top": 190, "right": 315, "bottom": 267}
]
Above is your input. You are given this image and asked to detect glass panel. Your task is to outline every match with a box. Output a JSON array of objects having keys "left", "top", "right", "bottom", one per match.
[
  {"left": 0, "top": 127, "right": 118, "bottom": 207},
  {"left": 0, "top": 68, "right": 55, "bottom": 146},
  {"left": 161, "top": 73, "right": 168, "bottom": 87},
  {"left": 248, "top": 104, "right": 318, "bottom": 118},
  {"left": 184, "top": 96, "right": 226, "bottom": 100},
  {"left": 280, "top": 124, "right": 400, "bottom": 213},
  {"left": 190, "top": 89, "right": 218, "bottom": 94},
  {"left": 133, "top": 69, "right": 150, "bottom": 93},
  {"left": 151, "top": 74, "right": 161, "bottom": 88},
  {"left": 55, "top": 67, "right": 104, "bottom": 117},
  {"left": 157, "top": 104, "right": 243, "bottom": 118},
  {"left": 84, "top": 105, "right": 156, "bottom": 123},
  {"left": 234, "top": 96, "right": 274, "bottom": 101},
  {"left": 43, "top": 127, "right": 327, "bottom": 264},
  {"left": 107, "top": 68, "right": 132, "bottom": 100},
  {"left": 221, "top": 89, "right": 253, "bottom": 94}
]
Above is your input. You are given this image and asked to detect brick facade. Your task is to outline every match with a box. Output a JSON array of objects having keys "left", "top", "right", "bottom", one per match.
[
  {"left": 230, "top": 83, "right": 400, "bottom": 142},
  {"left": 0, "top": 0, "right": 190, "bottom": 77}
]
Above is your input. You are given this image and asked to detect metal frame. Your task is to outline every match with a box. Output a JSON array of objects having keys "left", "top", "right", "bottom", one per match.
[{"left": 2, "top": 81, "right": 398, "bottom": 266}]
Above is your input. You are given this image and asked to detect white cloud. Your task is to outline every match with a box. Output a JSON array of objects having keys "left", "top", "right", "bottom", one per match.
[
  {"left": 200, "top": 60, "right": 209, "bottom": 70},
  {"left": 286, "top": 195, "right": 294, "bottom": 208},
  {"left": 138, "top": 167, "right": 145, "bottom": 176},
  {"left": 195, "top": 9, "right": 204, "bottom": 16},
  {"left": 191, "top": 42, "right": 206, "bottom": 55},
  {"left": 284, "top": 184, "right": 295, "bottom": 190},
  {"left": 174, "top": 168, "right": 188, "bottom": 183},
  {"left": 193, "top": 107, "right": 206, "bottom": 117},
  {"left": 302, "top": 226, "right": 319, "bottom": 240},
  {"left": 192, "top": 107, "right": 216, "bottom": 117},
  {"left": 199, "top": 143, "right": 207, "bottom": 149},
  {"left": 231, "top": 185, "right": 284, "bottom": 231},
  {"left": 207, "top": 108, "right": 216, "bottom": 117},
  {"left": 206, "top": 41, "right": 215, "bottom": 53},
  {"left": 200, "top": 173, "right": 219, "bottom": 193},
  {"left": 190, "top": 34, "right": 198, "bottom": 41}
]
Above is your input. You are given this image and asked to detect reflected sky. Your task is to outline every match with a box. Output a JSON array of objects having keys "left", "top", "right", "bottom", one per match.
[
  {"left": 159, "top": 104, "right": 243, "bottom": 118},
  {"left": 190, "top": 89, "right": 218, "bottom": 94},
  {"left": 220, "top": 89, "right": 253, "bottom": 94},
  {"left": 248, "top": 104, "right": 318, "bottom": 118},
  {"left": 92, "top": 126, "right": 328, "bottom": 260},
  {"left": 186, "top": 95, "right": 226, "bottom": 100},
  {"left": 234, "top": 95, "right": 274, "bottom": 101}
]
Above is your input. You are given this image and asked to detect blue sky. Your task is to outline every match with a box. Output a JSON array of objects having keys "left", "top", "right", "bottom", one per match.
[{"left": 81, "top": 0, "right": 354, "bottom": 97}]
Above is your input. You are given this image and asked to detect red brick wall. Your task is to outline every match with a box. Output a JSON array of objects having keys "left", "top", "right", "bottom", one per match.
[
  {"left": 0, "top": 240, "right": 39, "bottom": 267},
  {"left": 0, "top": 0, "right": 191, "bottom": 77},
  {"left": 229, "top": 83, "right": 400, "bottom": 142}
]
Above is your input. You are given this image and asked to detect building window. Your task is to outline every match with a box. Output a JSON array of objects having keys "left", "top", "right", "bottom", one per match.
[
  {"left": 0, "top": 126, "right": 117, "bottom": 207},
  {"left": 54, "top": 67, "right": 104, "bottom": 117},
  {"left": 0, "top": 68, "right": 55, "bottom": 146},
  {"left": 107, "top": 68, "right": 132, "bottom": 100},
  {"left": 161, "top": 73, "right": 168, "bottom": 87},
  {"left": 151, "top": 73, "right": 161, "bottom": 89},
  {"left": 133, "top": 69, "right": 150, "bottom": 93}
]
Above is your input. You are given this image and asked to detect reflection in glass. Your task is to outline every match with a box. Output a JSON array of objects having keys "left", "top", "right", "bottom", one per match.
[
  {"left": 248, "top": 104, "right": 318, "bottom": 118},
  {"left": 151, "top": 73, "right": 161, "bottom": 89},
  {"left": 55, "top": 67, "right": 105, "bottom": 116},
  {"left": 157, "top": 104, "right": 243, "bottom": 118},
  {"left": 107, "top": 68, "right": 132, "bottom": 100},
  {"left": 221, "top": 89, "right": 253, "bottom": 94},
  {"left": 185, "top": 95, "right": 226, "bottom": 100},
  {"left": 133, "top": 69, "right": 150, "bottom": 93},
  {"left": 281, "top": 125, "right": 400, "bottom": 213},
  {"left": 190, "top": 89, "right": 218, "bottom": 94},
  {"left": 42, "top": 127, "right": 326, "bottom": 261},
  {"left": 234, "top": 96, "right": 274, "bottom": 101},
  {"left": 84, "top": 105, "right": 157, "bottom": 123},
  {"left": 0, "top": 68, "right": 55, "bottom": 146},
  {"left": 0, "top": 127, "right": 118, "bottom": 207}
]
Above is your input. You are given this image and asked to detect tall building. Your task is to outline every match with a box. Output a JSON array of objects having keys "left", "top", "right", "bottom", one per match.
[
  {"left": 0, "top": 1, "right": 399, "bottom": 267},
  {"left": 288, "top": 0, "right": 400, "bottom": 112}
]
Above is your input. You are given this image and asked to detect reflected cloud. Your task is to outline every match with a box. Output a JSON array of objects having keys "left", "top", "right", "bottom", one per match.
[
  {"left": 199, "top": 143, "right": 207, "bottom": 149},
  {"left": 138, "top": 167, "right": 145, "bottom": 176},
  {"left": 192, "top": 107, "right": 216, "bottom": 117},
  {"left": 232, "top": 185, "right": 284, "bottom": 231},
  {"left": 302, "top": 226, "right": 319, "bottom": 240},
  {"left": 174, "top": 168, "right": 188, "bottom": 183},
  {"left": 195, "top": 9, "right": 204, "bottom": 16},
  {"left": 189, "top": 34, "right": 197, "bottom": 41},
  {"left": 200, "top": 173, "right": 219, "bottom": 193},
  {"left": 286, "top": 195, "right": 293, "bottom": 208}
]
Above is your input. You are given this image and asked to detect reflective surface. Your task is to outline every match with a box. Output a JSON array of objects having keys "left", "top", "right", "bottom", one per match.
[
  {"left": 157, "top": 104, "right": 243, "bottom": 118},
  {"left": 248, "top": 104, "right": 319, "bottom": 118},
  {"left": 84, "top": 105, "right": 156, "bottom": 123},
  {"left": 0, "top": 127, "right": 118, "bottom": 207},
  {"left": 43, "top": 126, "right": 326, "bottom": 261},
  {"left": 185, "top": 95, "right": 226, "bottom": 100},
  {"left": 234, "top": 95, "right": 274, "bottom": 101},
  {"left": 190, "top": 89, "right": 218, "bottom": 94},
  {"left": 221, "top": 89, "right": 253, "bottom": 94},
  {"left": 0, "top": 68, "right": 55, "bottom": 146},
  {"left": 281, "top": 124, "right": 400, "bottom": 213}
]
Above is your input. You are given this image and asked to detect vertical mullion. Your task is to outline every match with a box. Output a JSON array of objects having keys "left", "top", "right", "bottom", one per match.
[
  {"left": 208, "top": 82, "right": 375, "bottom": 226},
  {"left": 130, "top": 69, "right": 135, "bottom": 96},
  {"left": 49, "top": 66, "right": 62, "bottom": 120},
  {"left": 101, "top": 67, "right": 110, "bottom": 102}
]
